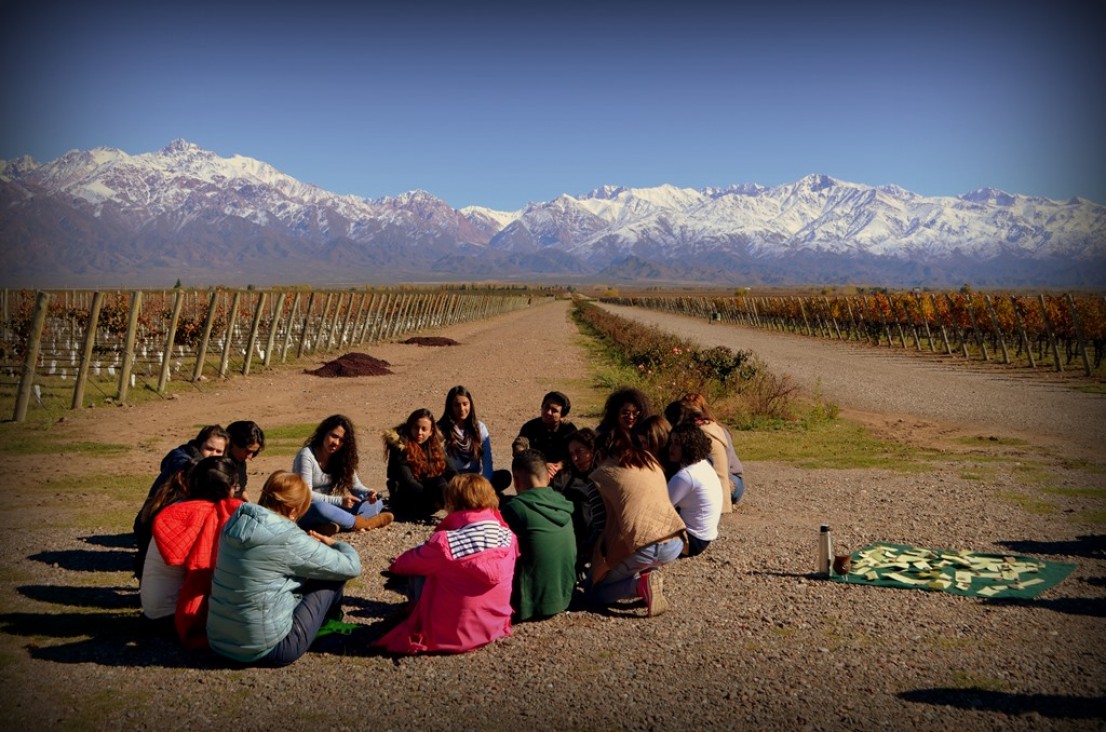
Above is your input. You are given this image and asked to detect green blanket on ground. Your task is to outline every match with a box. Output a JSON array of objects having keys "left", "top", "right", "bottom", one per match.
[{"left": 829, "top": 542, "right": 1075, "bottom": 599}]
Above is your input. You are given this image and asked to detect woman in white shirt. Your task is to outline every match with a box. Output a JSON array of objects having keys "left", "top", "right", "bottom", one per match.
[{"left": 666, "top": 422, "right": 723, "bottom": 557}]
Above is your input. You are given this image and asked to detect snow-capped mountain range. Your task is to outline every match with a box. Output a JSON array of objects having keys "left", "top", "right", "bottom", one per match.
[{"left": 2, "top": 139, "right": 1103, "bottom": 287}]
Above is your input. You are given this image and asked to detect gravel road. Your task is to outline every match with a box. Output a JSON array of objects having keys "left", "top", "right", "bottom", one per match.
[{"left": 2, "top": 299, "right": 1104, "bottom": 731}]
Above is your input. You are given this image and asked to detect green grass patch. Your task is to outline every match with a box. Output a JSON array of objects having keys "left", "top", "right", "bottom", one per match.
[
  {"left": 959, "top": 468, "right": 998, "bottom": 481},
  {"left": 0, "top": 429, "right": 130, "bottom": 458},
  {"left": 993, "top": 491, "right": 1056, "bottom": 515},
  {"left": 735, "top": 418, "right": 937, "bottom": 471},
  {"left": 1074, "top": 510, "right": 1106, "bottom": 524},
  {"left": 1077, "top": 384, "right": 1106, "bottom": 395},
  {"left": 1042, "top": 486, "right": 1106, "bottom": 499}
]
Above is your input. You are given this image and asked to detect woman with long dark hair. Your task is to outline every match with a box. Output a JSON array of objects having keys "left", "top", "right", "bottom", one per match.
[
  {"left": 438, "top": 385, "right": 494, "bottom": 480},
  {"left": 295, "top": 414, "right": 392, "bottom": 534}
]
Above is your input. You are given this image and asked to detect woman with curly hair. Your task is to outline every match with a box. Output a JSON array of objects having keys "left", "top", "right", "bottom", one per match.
[
  {"left": 666, "top": 421, "right": 722, "bottom": 557},
  {"left": 595, "top": 387, "right": 652, "bottom": 457},
  {"left": 295, "top": 414, "right": 392, "bottom": 534},
  {"left": 438, "top": 385, "right": 494, "bottom": 480},
  {"left": 384, "top": 408, "right": 456, "bottom": 521}
]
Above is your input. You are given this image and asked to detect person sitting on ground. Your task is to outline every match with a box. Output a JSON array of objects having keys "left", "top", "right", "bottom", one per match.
[
  {"left": 141, "top": 424, "right": 229, "bottom": 507},
  {"left": 501, "top": 450, "right": 577, "bottom": 621},
  {"left": 680, "top": 392, "right": 746, "bottom": 506},
  {"left": 586, "top": 430, "right": 686, "bottom": 618},
  {"left": 294, "top": 414, "right": 392, "bottom": 534},
  {"left": 226, "top": 420, "right": 265, "bottom": 496},
  {"left": 207, "top": 471, "right": 362, "bottom": 667},
  {"left": 516, "top": 391, "right": 577, "bottom": 472},
  {"left": 666, "top": 422, "right": 723, "bottom": 557},
  {"left": 438, "top": 385, "right": 494, "bottom": 480},
  {"left": 134, "top": 458, "right": 197, "bottom": 580},
  {"left": 383, "top": 408, "right": 456, "bottom": 521},
  {"left": 376, "top": 474, "right": 518, "bottom": 655},
  {"left": 141, "top": 456, "right": 244, "bottom": 648},
  {"left": 664, "top": 399, "right": 732, "bottom": 515},
  {"left": 634, "top": 414, "right": 673, "bottom": 476},
  {"left": 595, "top": 387, "right": 652, "bottom": 455},
  {"left": 552, "top": 428, "right": 606, "bottom": 579}
]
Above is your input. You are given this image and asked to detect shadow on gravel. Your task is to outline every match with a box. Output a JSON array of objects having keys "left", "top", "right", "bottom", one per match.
[
  {"left": 81, "top": 532, "right": 136, "bottom": 549},
  {"left": 28, "top": 549, "right": 134, "bottom": 573},
  {"left": 899, "top": 688, "right": 1106, "bottom": 719},
  {"left": 0, "top": 611, "right": 215, "bottom": 668},
  {"left": 980, "top": 595, "right": 1106, "bottom": 618},
  {"left": 18, "top": 584, "right": 139, "bottom": 610},
  {"left": 997, "top": 534, "right": 1106, "bottom": 560}
]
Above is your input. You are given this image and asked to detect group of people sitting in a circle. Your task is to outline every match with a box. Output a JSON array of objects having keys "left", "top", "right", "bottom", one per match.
[{"left": 133, "top": 386, "right": 745, "bottom": 665}]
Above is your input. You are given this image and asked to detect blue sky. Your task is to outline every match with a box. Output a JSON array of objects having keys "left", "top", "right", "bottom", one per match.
[{"left": 3, "top": 0, "right": 1104, "bottom": 210}]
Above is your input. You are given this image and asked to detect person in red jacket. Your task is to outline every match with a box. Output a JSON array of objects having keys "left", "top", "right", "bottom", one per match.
[
  {"left": 377, "top": 474, "right": 518, "bottom": 655},
  {"left": 142, "top": 456, "right": 243, "bottom": 648}
]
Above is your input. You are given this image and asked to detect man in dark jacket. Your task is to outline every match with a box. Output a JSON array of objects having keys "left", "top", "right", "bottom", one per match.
[{"left": 501, "top": 450, "right": 577, "bottom": 621}]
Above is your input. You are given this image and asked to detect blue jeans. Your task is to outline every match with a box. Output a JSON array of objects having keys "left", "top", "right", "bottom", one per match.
[
  {"left": 731, "top": 474, "right": 745, "bottom": 504},
  {"left": 586, "top": 536, "right": 683, "bottom": 604},
  {"left": 301, "top": 496, "right": 384, "bottom": 531},
  {"left": 259, "top": 579, "right": 345, "bottom": 667}
]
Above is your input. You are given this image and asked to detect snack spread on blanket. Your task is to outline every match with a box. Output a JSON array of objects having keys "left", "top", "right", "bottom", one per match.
[{"left": 833, "top": 542, "right": 1076, "bottom": 599}]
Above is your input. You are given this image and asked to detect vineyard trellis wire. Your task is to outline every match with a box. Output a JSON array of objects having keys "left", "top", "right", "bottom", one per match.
[
  {"left": 2, "top": 286, "right": 541, "bottom": 422},
  {"left": 601, "top": 291, "right": 1106, "bottom": 377}
]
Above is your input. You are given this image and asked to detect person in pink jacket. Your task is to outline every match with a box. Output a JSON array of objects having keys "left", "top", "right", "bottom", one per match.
[{"left": 377, "top": 474, "right": 518, "bottom": 655}]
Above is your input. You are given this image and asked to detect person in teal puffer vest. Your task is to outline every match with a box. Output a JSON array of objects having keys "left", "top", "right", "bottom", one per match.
[{"left": 207, "top": 470, "right": 361, "bottom": 666}]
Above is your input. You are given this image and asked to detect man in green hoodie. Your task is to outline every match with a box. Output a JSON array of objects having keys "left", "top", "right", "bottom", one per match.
[{"left": 501, "top": 450, "right": 577, "bottom": 621}]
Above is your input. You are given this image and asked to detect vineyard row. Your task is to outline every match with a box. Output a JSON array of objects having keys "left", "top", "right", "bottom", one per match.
[
  {"left": 602, "top": 292, "right": 1106, "bottom": 376},
  {"left": 4, "top": 287, "right": 538, "bottom": 422}
]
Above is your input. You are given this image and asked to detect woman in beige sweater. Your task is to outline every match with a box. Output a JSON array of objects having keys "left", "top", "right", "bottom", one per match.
[{"left": 586, "top": 430, "right": 686, "bottom": 617}]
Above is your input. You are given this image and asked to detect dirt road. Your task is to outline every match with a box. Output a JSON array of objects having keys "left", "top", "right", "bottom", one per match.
[{"left": 600, "top": 303, "right": 1106, "bottom": 462}]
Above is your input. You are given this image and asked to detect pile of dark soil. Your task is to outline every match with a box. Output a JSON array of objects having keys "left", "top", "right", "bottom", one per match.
[
  {"left": 305, "top": 352, "right": 393, "bottom": 377},
  {"left": 400, "top": 336, "right": 460, "bottom": 346}
]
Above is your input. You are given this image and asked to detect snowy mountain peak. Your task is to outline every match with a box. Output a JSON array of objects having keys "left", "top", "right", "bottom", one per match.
[
  {"left": 960, "top": 187, "right": 1016, "bottom": 206},
  {"left": 794, "top": 173, "right": 840, "bottom": 192},
  {"left": 161, "top": 138, "right": 202, "bottom": 155},
  {"left": 584, "top": 185, "right": 628, "bottom": 200}
]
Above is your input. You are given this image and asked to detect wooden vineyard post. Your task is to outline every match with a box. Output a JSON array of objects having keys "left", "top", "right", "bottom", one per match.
[
  {"left": 13, "top": 291, "right": 50, "bottom": 422},
  {"left": 983, "top": 295, "right": 1010, "bottom": 364},
  {"left": 368, "top": 293, "right": 390, "bottom": 342},
  {"left": 963, "top": 294, "right": 989, "bottom": 361},
  {"left": 156, "top": 288, "right": 185, "bottom": 393},
  {"left": 1038, "top": 294, "right": 1063, "bottom": 372},
  {"left": 116, "top": 290, "right": 143, "bottom": 402},
  {"left": 218, "top": 290, "right": 242, "bottom": 379},
  {"left": 932, "top": 294, "right": 952, "bottom": 354},
  {"left": 1066, "top": 293, "right": 1092, "bottom": 376},
  {"left": 915, "top": 293, "right": 936, "bottom": 352},
  {"left": 192, "top": 289, "right": 220, "bottom": 381},
  {"left": 844, "top": 298, "right": 858, "bottom": 341},
  {"left": 946, "top": 294, "right": 970, "bottom": 358},
  {"left": 1010, "top": 296, "right": 1036, "bottom": 368},
  {"left": 71, "top": 291, "right": 104, "bottom": 409},
  {"left": 280, "top": 292, "right": 300, "bottom": 362},
  {"left": 347, "top": 292, "right": 368, "bottom": 346},
  {"left": 357, "top": 293, "right": 377, "bottom": 343},
  {"left": 242, "top": 291, "right": 266, "bottom": 376},
  {"left": 263, "top": 292, "right": 286, "bottom": 367},
  {"left": 327, "top": 293, "right": 348, "bottom": 352},
  {"left": 315, "top": 292, "right": 335, "bottom": 353},
  {"left": 296, "top": 291, "right": 317, "bottom": 359}
]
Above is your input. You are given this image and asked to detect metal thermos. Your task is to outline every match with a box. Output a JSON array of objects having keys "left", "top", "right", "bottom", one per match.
[{"left": 817, "top": 524, "right": 833, "bottom": 576}]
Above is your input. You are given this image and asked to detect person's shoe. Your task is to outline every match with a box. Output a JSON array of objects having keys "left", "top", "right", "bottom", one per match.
[
  {"left": 354, "top": 512, "right": 394, "bottom": 531},
  {"left": 314, "top": 521, "right": 341, "bottom": 537},
  {"left": 639, "top": 570, "right": 668, "bottom": 618}
]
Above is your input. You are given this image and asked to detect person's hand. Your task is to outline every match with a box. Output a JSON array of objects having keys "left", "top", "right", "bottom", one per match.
[
  {"left": 308, "top": 530, "right": 337, "bottom": 547},
  {"left": 341, "top": 495, "right": 357, "bottom": 509},
  {"left": 366, "top": 490, "right": 379, "bottom": 503},
  {"left": 546, "top": 461, "right": 563, "bottom": 481}
]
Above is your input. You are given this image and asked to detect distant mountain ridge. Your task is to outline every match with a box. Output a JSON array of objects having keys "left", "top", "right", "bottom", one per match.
[{"left": 2, "top": 139, "right": 1103, "bottom": 287}]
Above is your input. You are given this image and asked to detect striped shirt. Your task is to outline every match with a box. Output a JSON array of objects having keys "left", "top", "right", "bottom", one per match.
[{"left": 446, "top": 520, "right": 514, "bottom": 559}]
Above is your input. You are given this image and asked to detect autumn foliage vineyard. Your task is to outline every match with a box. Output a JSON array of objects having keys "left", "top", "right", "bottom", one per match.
[{"left": 603, "top": 291, "right": 1106, "bottom": 375}]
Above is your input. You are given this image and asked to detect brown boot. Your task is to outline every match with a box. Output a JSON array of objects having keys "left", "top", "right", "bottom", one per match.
[
  {"left": 354, "top": 512, "right": 394, "bottom": 531},
  {"left": 314, "top": 521, "right": 341, "bottom": 537}
]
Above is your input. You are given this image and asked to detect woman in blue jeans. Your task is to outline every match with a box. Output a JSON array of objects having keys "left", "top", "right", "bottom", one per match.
[
  {"left": 586, "top": 429, "right": 686, "bottom": 617},
  {"left": 294, "top": 414, "right": 393, "bottom": 534},
  {"left": 207, "top": 471, "right": 362, "bottom": 666}
]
